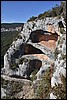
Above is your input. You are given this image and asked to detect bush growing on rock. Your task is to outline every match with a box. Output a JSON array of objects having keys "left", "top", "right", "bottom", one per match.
[
  {"left": 10, "top": 62, "right": 18, "bottom": 70},
  {"left": 54, "top": 47, "right": 60, "bottom": 60},
  {"left": 35, "top": 68, "right": 50, "bottom": 99},
  {"left": 52, "top": 75, "right": 66, "bottom": 99},
  {"left": 30, "top": 69, "right": 38, "bottom": 81}
]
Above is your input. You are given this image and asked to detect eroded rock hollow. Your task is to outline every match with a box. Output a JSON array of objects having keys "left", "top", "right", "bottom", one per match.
[{"left": 30, "top": 29, "right": 59, "bottom": 43}]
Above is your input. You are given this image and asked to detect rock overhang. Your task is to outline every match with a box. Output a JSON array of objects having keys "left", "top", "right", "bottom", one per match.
[{"left": 2, "top": 16, "right": 66, "bottom": 83}]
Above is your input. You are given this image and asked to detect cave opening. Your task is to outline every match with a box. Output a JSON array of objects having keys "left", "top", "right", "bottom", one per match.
[
  {"left": 11, "top": 43, "right": 44, "bottom": 60},
  {"left": 27, "top": 59, "right": 42, "bottom": 77},
  {"left": 10, "top": 59, "right": 42, "bottom": 80},
  {"left": 11, "top": 43, "right": 44, "bottom": 68},
  {"left": 24, "top": 44, "right": 44, "bottom": 54},
  {"left": 29, "top": 29, "right": 59, "bottom": 43}
]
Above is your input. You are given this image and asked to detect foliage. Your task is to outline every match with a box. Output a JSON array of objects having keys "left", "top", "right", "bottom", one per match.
[
  {"left": 1, "top": 31, "right": 19, "bottom": 68},
  {"left": 30, "top": 69, "right": 38, "bottom": 81},
  {"left": 53, "top": 75, "right": 66, "bottom": 99},
  {"left": 35, "top": 68, "right": 50, "bottom": 99},
  {"left": 10, "top": 62, "right": 18, "bottom": 70},
  {"left": 1, "top": 22, "right": 24, "bottom": 60},
  {"left": 1, "top": 23, "right": 24, "bottom": 29},
  {"left": 27, "top": 16, "right": 37, "bottom": 22},
  {"left": 61, "top": 53, "right": 66, "bottom": 60},
  {"left": 27, "top": 2, "right": 66, "bottom": 22},
  {"left": 60, "top": 28, "right": 64, "bottom": 34},
  {"left": 1, "top": 78, "right": 23, "bottom": 99},
  {"left": 54, "top": 47, "right": 60, "bottom": 60},
  {"left": 18, "top": 58, "right": 28, "bottom": 64},
  {"left": 1, "top": 77, "right": 9, "bottom": 88}
]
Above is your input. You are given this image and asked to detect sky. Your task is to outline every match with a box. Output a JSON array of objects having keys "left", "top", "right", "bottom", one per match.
[{"left": 1, "top": 1, "right": 61, "bottom": 23}]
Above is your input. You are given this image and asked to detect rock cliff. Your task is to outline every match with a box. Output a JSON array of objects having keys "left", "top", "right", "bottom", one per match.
[{"left": 1, "top": 16, "right": 66, "bottom": 99}]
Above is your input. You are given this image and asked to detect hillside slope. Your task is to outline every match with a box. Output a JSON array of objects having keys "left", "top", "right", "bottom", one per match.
[
  {"left": 1, "top": 23, "right": 24, "bottom": 28},
  {"left": 1, "top": 23, "right": 24, "bottom": 68},
  {"left": 1, "top": 16, "right": 66, "bottom": 99},
  {"left": 27, "top": 1, "right": 66, "bottom": 22}
]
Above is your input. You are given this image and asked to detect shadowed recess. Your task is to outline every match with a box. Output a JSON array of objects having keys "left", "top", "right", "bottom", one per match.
[
  {"left": 29, "top": 29, "right": 59, "bottom": 43},
  {"left": 11, "top": 44, "right": 44, "bottom": 59}
]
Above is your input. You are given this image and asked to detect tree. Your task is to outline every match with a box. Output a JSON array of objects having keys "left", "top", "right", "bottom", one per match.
[{"left": 27, "top": 16, "right": 37, "bottom": 22}]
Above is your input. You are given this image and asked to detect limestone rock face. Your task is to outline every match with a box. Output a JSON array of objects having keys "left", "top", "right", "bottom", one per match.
[{"left": 1, "top": 16, "right": 66, "bottom": 99}]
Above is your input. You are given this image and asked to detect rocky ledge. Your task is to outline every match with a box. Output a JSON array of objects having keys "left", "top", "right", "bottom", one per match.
[{"left": 1, "top": 16, "right": 66, "bottom": 99}]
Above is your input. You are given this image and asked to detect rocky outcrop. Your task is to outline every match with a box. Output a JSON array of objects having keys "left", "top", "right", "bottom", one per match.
[{"left": 1, "top": 16, "right": 66, "bottom": 99}]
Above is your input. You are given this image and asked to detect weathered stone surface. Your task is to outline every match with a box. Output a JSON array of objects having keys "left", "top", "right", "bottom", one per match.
[
  {"left": 1, "top": 16, "right": 66, "bottom": 99},
  {"left": 50, "top": 93, "right": 57, "bottom": 99},
  {"left": 1, "top": 88, "right": 6, "bottom": 99},
  {"left": 38, "top": 40, "right": 56, "bottom": 51}
]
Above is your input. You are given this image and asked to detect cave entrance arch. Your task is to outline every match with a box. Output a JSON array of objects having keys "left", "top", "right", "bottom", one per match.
[{"left": 29, "top": 29, "right": 59, "bottom": 43}]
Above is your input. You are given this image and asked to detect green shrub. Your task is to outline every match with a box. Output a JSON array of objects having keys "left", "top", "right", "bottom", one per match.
[
  {"left": 35, "top": 68, "right": 50, "bottom": 99},
  {"left": 61, "top": 53, "right": 66, "bottom": 60},
  {"left": 27, "top": 2, "right": 66, "bottom": 22},
  {"left": 60, "top": 28, "right": 64, "bottom": 34},
  {"left": 10, "top": 62, "right": 18, "bottom": 70},
  {"left": 54, "top": 48, "right": 60, "bottom": 60},
  {"left": 53, "top": 75, "right": 66, "bottom": 99},
  {"left": 1, "top": 77, "right": 9, "bottom": 88},
  {"left": 18, "top": 58, "right": 27, "bottom": 64},
  {"left": 27, "top": 16, "right": 37, "bottom": 22},
  {"left": 58, "top": 39, "right": 64, "bottom": 44},
  {"left": 30, "top": 69, "right": 38, "bottom": 81},
  {"left": 1, "top": 79, "right": 24, "bottom": 99}
]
